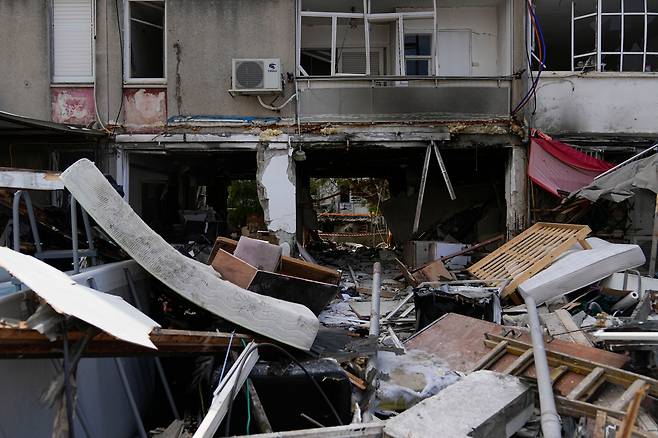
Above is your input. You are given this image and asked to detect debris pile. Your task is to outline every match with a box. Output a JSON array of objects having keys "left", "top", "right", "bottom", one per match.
[{"left": 0, "top": 155, "right": 657, "bottom": 438}]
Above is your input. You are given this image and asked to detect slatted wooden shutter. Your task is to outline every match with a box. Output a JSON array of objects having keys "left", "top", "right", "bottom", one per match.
[{"left": 53, "top": 0, "right": 93, "bottom": 82}]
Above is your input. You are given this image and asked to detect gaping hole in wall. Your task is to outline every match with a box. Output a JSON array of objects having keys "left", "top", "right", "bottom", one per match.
[
  {"left": 296, "top": 147, "right": 508, "bottom": 248},
  {"left": 128, "top": 152, "right": 258, "bottom": 247},
  {"left": 129, "top": 0, "right": 165, "bottom": 79}
]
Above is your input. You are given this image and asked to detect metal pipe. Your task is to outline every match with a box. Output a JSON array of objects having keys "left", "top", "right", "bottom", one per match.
[
  {"left": 115, "top": 358, "right": 148, "bottom": 438},
  {"left": 12, "top": 190, "right": 22, "bottom": 251},
  {"left": 594, "top": 143, "right": 658, "bottom": 180},
  {"left": 70, "top": 195, "right": 80, "bottom": 274},
  {"left": 523, "top": 294, "right": 562, "bottom": 438},
  {"left": 81, "top": 209, "right": 96, "bottom": 266},
  {"left": 369, "top": 262, "right": 382, "bottom": 337},
  {"left": 123, "top": 268, "right": 180, "bottom": 420},
  {"left": 23, "top": 192, "right": 43, "bottom": 254}
]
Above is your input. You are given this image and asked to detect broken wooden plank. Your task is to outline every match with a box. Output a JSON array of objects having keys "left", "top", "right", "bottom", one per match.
[
  {"left": 0, "top": 326, "right": 252, "bottom": 358},
  {"left": 61, "top": 159, "right": 318, "bottom": 350},
  {"left": 612, "top": 379, "right": 649, "bottom": 412},
  {"left": 0, "top": 167, "right": 64, "bottom": 191},
  {"left": 554, "top": 309, "right": 593, "bottom": 346},
  {"left": 618, "top": 383, "right": 650, "bottom": 438},
  {"left": 211, "top": 249, "right": 258, "bottom": 289},
  {"left": 567, "top": 367, "right": 606, "bottom": 401},
  {"left": 232, "top": 423, "right": 384, "bottom": 438},
  {"left": 0, "top": 247, "right": 158, "bottom": 349}
]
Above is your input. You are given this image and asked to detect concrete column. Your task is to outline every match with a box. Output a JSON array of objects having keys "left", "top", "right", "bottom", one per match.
[
  {"left": 505, "top": 144, "right": 528, "bottom": 239},
  {"left": 256, "top": 144, "right": 297, "bottom": 246}
]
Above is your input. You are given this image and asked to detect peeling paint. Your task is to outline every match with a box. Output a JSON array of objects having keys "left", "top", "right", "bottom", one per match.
[
  {"left": 123, "top": 88, "right": 167, "bottom": 133},
  {"left": 51, "top": 88, "right": 95, "bottom": 125},
  {"left": 259, "top": 128, "right": 283, "bottom": 141}
]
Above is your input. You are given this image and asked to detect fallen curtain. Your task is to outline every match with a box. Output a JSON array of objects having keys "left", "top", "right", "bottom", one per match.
[{"left": 528, "top": 137, "right": 613, "bottom": 197}]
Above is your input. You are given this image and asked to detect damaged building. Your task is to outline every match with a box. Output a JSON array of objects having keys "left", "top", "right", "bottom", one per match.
[{"left": 0, "top": 0, "right": 657, "bottom": 437}]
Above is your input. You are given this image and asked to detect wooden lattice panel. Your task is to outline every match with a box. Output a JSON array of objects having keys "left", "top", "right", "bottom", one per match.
[{"left": 468, "top": 222, "right": 591, "bottom": 300}]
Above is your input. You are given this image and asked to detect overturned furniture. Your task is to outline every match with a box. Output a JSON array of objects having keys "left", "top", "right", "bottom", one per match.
[{"left": 210, "top": 236, "right": 340, "bottom": 315}]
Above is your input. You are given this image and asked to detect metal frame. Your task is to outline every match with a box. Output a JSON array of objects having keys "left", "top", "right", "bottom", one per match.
[
  {"left": 10, "top": 190, "right": 97, "bottom": 274},
  {"left": 123, "top": 0, "right": 167, "bottom": 84},
  {"left": 298, "top": 0, "right": 437, "bottom": 77},
  {"left": 571, "top": 0, "right": 658, "bottom": 72}
]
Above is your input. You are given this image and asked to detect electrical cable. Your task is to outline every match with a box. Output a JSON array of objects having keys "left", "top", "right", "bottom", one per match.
[
  {"left": 224, "top": 342, "right": 344, "bottom": 437},
  {"left": 512, "top": 0, "right": 546, "bottom": 115},
  {"left": 113, "top": 0, "right": 125, "bottom": 131}
]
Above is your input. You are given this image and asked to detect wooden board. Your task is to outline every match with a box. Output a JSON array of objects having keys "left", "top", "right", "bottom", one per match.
[
  {"left": 211, "top": 249, "right": 258, "bottom": 289},
  {"left": 61, "top": 159, "right": 318, "bottom": 351},
  {"left": 405, "top": 313, "right": 627, "bottom": 396},
  {"left": 467, "top": 222, "right": 591, "bottom": 300},
  {"left": 212, "top": 237, "right": 341, "bottom": 285},
  {"left": 0, "top": 326, "right": 252, "bottom": 358}
]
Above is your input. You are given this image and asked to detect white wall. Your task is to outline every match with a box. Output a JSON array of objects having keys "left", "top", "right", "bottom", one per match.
[{"left": 534, "top": 72, "right": 658, "bottom": 135}]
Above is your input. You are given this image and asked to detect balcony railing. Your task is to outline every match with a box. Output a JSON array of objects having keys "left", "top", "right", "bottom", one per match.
[{"left": 295, "top": 76, "right": 513, "bottom": 122}]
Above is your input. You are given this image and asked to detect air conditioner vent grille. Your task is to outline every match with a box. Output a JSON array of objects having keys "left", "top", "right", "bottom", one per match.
[{"left": 236, "top": 61, "right": 264, "bottom": 89}]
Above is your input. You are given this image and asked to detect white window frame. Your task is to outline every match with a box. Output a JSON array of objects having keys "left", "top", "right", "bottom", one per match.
[
  {"left": 571, "top": 0, "right": 658, "bottom": 72},
  {"left": 297, "top": 0, "right": 437, "bottom": 77},
  {"left": 51, "top": 0, "right": 95, "bottom": 84},
  {"left": 123, "top": 0, "right": 167, "bottom": 84}
]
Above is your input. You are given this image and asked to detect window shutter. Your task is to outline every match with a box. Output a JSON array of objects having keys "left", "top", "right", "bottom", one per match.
[
  {"left": 53, "top": 0, "right": 93, "bottom": 82},
  {"left": 340, "top": 52, "right": 380, "bottom": 75}
]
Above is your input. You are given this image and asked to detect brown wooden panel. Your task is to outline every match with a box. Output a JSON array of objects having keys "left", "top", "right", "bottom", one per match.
[
  {"left": 405, "top": 313, "right": 627, "bottom": 396},
  {"left": 211, "top": 249, "right": 258, "bottom": 288}
]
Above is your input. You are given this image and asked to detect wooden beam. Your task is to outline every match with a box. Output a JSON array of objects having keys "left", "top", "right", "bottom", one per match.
[
  {"left": 618, "top": 383, "right": 650, "bottom": 438},
  {"left": 554, "top": 309, "right": 593, "bottom": 346},
  {"left": 0, "top": 326, "right": 252, "bottom": 358}
]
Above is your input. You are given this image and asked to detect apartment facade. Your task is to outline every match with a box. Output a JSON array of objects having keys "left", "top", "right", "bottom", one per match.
[{"left": 0, "top": 0, "right": 531, "bottom": 246}]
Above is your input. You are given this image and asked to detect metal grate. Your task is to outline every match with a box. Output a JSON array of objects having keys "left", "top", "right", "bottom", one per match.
[{"left": 235, "top": 61, "right": 264, "bottom": 89}]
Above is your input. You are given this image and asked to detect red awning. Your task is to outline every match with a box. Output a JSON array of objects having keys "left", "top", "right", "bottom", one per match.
[{"left": 528, "top": 136, "right": 614, "bottom": 197}]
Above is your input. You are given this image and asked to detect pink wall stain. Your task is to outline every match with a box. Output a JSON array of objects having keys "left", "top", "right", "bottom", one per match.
[
  {"left": 123, "top": 88, "right": 167, "bottom": 132},
  {"left": 51, "top": 88, "right": 95, "bottom": 125}
]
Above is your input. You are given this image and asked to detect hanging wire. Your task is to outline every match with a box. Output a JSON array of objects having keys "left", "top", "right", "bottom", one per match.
[{"left": 512, "top": 0, "right": 546, "bottom": 116}]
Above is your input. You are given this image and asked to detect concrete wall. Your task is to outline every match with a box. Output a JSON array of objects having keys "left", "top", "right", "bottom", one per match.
[
  {"left": 533, "top": 72, "right": 658, "bottom": 135},
  {"left": 166, "top": 0, "right": 296, "bottom": 119},
  {"left": 0, "top": 1, "right": 51, "bottom": 119}
]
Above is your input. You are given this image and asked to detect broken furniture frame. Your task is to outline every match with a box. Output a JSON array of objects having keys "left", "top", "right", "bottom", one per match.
[
  {"left": 468, "top": 222, "right": 592, "bottom": 301},
  {"left": 4, "top": 174, "right": 97, "bottom": 275},
  {"left": 475, "top": 333, "right": 658, "bottom": 435},
  {"left": 412, "top": 140, "right": 456, "bottom": 234}
]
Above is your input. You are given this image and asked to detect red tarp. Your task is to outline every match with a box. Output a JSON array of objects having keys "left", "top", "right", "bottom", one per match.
[{"left": 528, "top": 137, "right": 614, "bottom": 197}]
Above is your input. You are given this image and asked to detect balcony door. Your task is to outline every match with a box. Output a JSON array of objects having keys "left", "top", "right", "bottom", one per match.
[{"left": 437, "top": 30, "right": 472, "bottom": 76}]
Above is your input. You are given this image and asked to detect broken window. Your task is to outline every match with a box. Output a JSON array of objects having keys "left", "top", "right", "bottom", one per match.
[
  {"left": 538, "top": 0, "right": 658, "bottom": 72},
  {"left": 125, "top": 0, "right": 165, "bottom": 81},
  {"left": 52, "top": 0, "right": 94, "bottom": 83}
]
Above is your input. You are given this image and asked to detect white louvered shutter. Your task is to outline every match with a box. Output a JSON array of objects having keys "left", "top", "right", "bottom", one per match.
[{"left": 53, "top": 0, "right": 93, "bottom": 82}]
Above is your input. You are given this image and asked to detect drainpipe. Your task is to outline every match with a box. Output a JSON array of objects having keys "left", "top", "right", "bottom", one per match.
[{"left": 522, "top": 293, "right": 562, "bottom": 438}]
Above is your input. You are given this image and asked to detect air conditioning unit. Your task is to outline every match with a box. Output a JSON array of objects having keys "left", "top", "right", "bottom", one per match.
[{"left": 231, "top": 59, "right": 282, "bottom": 94}]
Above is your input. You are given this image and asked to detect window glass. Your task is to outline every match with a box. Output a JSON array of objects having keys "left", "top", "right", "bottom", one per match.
[
  {"left": 645, "top": 55, "right": 658, "bottom": 71},
  {"left": 623, "top": 15, "right": 645, "bottom": 52},
  {"left": 647, "top": 15, "right": 658, "bottom": 51},
  {"left": 405, "top": 60, "right": 429, "bottom": 75},
  {"left": 601, "top": 15, "right": 622, "bottom": 51},
  {"left": 574, "top": 17, "right": 597, "bottom": 55},
  {"left": 601, "top": 0, "right": 622, "bottom": 12},
  {"left": 601, "top": 54, "right": 621, "bottom": 70},
  {"left": 574, "top": 0, "right": 597, "bottom": 16},
  {"left": 648, "top": 0, "right": 658, "bottom": 11},
  {"left": 623, "top": 54, "right": 644, "bottom": 70},
  {"left": 336, "top": 18, "right": 367, "bottom": 74},
  {"left": 623, "top": 0, "right": 645, "bottom": 12},
  {"left": 404, "top": 34, "right": 432, "bottom": 56}
]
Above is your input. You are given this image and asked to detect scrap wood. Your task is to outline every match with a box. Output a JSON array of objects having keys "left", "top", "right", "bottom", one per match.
[
  {"left": 345, "top": 370, "right": 367, "bottom": 390},
  {"left": 211, "top": 236, "right": 341, "bottom": 285},
  {"left": 619, "top": 383, "right": 651, "bottom": 438},
  {"left": 405, "top": 313, "right": 627, "bottom": 397},
  {"left": 409, "top": 234, "right": 505, "bottom": 275},
  {"left": 0, "top": 326, "right": 252, "bottom": 358},
  {"left": 61, "top": 159, "right": 318, "bottom": 351},
  {"left": 467, "top": 222, "right": 591, "bottom": 302}
]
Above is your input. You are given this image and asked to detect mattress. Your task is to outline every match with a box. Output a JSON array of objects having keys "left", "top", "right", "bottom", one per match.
[{"left": 517, "top": 237, "right": 646, "bottom": 305}]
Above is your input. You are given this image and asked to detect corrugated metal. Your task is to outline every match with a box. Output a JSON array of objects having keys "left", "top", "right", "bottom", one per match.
[{"left": 53, "top": 0, "right": 93, "bottom": 82}]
